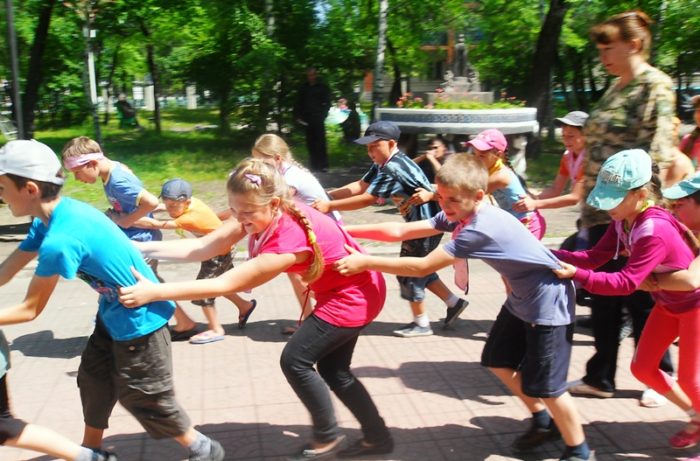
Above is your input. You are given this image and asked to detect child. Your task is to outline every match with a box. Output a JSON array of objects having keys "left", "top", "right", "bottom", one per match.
[
  {"left": 0, "top": 329, "right": 117, "bottom": 461},
  {"left": 119, "top": 159, "right": 393, "bottom": 459},
  {"left": 552, "top": 149, "right": 700, "bottom": 450},
  {"left": 333, "top": 154, "right": 592, "bottom": 461},
  {"left": 0, "top": 140, "right": 224, "bottom": 461},
  {"left": 679, "top": 95, "right": 700, "bottom": 168},
  {"left": 134, "top": 178, "right": 256, "bottom": 344},
  {"left": 250, "top": 133, "right": 338, "bottom": 331},
  {"left": 468, "top": 129, "right": 546, "bottom": 239},
  {"left": 312, "top": 121, "right": 467, "bottom": 337},
  {"left": 60, "top": 136, "right": 198, "bottom": 340},
  {"left": 513, "top": 111, "right": 587, "bottom": 213}
]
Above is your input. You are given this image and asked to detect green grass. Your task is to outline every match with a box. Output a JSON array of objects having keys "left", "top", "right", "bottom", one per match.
[{"left": 29, "top": 107, "right": 563, "bottom": 207}]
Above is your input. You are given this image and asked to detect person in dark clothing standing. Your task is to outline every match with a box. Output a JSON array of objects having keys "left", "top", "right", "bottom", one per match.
[{"left": 294, "top": 68, "right": 331, "bottom": 172}]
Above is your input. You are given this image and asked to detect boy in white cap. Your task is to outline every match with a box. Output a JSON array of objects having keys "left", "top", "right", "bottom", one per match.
[{"left": 0, "top": 140, "right": 225, "bottom": 460}]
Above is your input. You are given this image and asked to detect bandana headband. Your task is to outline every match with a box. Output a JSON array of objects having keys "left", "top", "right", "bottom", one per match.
[{"left": 63, "top": 152, "right": 105, "bottom": 170}]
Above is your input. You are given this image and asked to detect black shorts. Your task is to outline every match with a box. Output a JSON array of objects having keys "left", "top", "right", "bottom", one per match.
[
  {"left": 0, "top": 375, "right": 26, "bottom": 445},
  {"left": 480, "top": 307, "right": 573, "bottom": 398},
  {"left": 192, "top": 251, "right": 235, "bottom": 306}
]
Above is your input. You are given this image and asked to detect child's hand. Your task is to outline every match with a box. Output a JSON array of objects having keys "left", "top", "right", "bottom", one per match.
[
  {"left": 639, "top": 273, "right": 660, "bottom": 292},
  {"left": 311, "top": 199, "right": 331, "bottom": 214},
  {"left": 406, "top": 187, "right": 434, "bottom": 206},
  {"left": 334, "top": 245, "right": 368, "bottom": 275},
  {"left": 513, "top": 195, "right": 536, "bottom": 212},
  {"left": 119, "top": 267, "right": 157, "bottom": 308},
  {"left": 553, "top": 261, "right": 577, "bottom": 279}
]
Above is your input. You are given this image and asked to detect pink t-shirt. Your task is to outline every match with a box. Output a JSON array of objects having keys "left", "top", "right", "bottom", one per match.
[
  {"left": 251, "top": 202, "right": 385, "bottom": 327},
  {"left": 679, "top": 133, "right": 700, "bottom": 166},
  {"left": 554, "top": 206, "right": 700, "bottom": 314}
]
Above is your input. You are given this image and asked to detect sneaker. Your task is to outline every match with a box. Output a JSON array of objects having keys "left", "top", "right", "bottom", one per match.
[
  {"left": 559, "top": 452, "right": 596, "bottom": 461},
  {"left": 670, "top": 420, "right": 700, "bottom": 449},
  {"left": 640, "top": 388, "right": 668, "bottom": 408},
  {"left": 337, "top": 436, "right": 394, "bottom": 458},
  {"left": 444, "top": 299, "right": 469, "bottom": 328},
  {"left": 512, "top": 422, "right": 561, "bottom": 451},
  {"left": 568, "top": 381, "right": 614, "bottom": 399},
  {"left": 619, "top": 313, "right": 633, "bottom": 343},
  {"left": 93, "top": 451, "right": 118, "bottom": 461},
  {"left": 189, "top": 440, "right": 225, "bottom": 461},
  {"left": 393, "top": 322, "right": 433, "bottom": 338}
]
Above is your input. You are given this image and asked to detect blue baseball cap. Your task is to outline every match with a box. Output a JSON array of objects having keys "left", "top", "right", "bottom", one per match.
[
  {"left": 663, "top": 172, "right": 700, "bottom": 200},
  {"left": 160, "top": 178, "right": 192, "bottom": 200},
  {"left": 587, "top": 149, "right": 652, "bottom": 210},
  {"left": 354, "top": 121, "right": 400, "bottom": 145}
]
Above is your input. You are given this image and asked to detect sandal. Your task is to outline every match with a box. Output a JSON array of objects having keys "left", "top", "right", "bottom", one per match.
[
  {"left": 238, "top": 299, "right": 257, "bottom": 329},
  {"left": 670, "top": 419, "right": 700, "bottom": 449}
]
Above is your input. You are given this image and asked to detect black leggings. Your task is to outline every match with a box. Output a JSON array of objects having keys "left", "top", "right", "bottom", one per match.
[{"left": 0, "top": 375, "right": 27, "bottom": 445}]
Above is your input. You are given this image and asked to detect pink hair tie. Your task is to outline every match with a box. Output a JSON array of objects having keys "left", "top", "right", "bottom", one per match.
[
  {"left": 63, "top": 152, "right": 105, "bottom": 170},
  {"left": 244, "top": 173, "right": 262, "bottom": 185}
]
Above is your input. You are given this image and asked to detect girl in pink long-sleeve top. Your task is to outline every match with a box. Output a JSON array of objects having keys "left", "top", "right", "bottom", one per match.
[{"left": 553, "top": 149, "right": 700, "bottom": 451}]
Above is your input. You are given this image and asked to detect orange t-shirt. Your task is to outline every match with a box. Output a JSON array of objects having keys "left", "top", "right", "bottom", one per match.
[
  {"left": 173, "top": 197, "right": 222, "bottom": 237},
  {"left": 557, "top": 149, "right": 585, "bottom": 182}
]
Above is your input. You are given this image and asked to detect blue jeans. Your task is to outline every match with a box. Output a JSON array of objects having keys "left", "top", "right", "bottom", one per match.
[{"left": 280, "top": 315, "right": 390, "bottom": 444}]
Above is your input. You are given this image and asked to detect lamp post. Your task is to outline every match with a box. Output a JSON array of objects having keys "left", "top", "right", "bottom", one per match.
[
  {"left": 372, "top": 0, "right": 388, "bottom": 121},
  {"left": 5, "top": 0, "right": 24, "bottom": 139}
]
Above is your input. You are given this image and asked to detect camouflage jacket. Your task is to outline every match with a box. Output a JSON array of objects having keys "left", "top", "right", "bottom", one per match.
[{"left": 581, "top": 65, "right": 675, "bottom": 228}]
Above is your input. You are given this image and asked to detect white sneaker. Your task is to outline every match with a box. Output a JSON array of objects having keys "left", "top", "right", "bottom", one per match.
[{"left": 640, "top": 388, "right": 668, "bottom": 408}]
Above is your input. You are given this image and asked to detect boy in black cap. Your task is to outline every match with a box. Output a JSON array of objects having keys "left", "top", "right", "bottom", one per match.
[
  {"left": 134, "top": 178, "right": 256, "bottom": 344},
  {"left": 312, "top": 121, "right": 467, "bottom": 337}
]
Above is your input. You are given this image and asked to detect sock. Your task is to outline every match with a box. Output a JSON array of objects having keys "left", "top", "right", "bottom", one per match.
[
  {"left": 445, "top": 294, "right": 459, "bottom": 308},
  {"left": 561, "top": 441, "right": 590, "bottom": 460},
  {"left": 532, "top": 409, "right": 552, "bottom": 429},
  {"left": 414, "top": 313, "right": 430, "bottom": 328},
  {"left": 189, "top": 431, "right": 212, "bottom": 457},
  {"left": 75, "top": 447, "right": 94, "bottom": 461}
]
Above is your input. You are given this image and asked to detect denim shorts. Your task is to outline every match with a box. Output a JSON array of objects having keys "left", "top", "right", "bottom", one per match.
[
  {"left": 480, "top": 307, "right": 573, "bottom": 398},
  {"left": 397, "top": 234, "right": 442, "bottom": 302}
]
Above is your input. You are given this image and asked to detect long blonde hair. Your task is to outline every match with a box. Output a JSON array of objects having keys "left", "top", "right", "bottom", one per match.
[{"left": 227, "top": 158, "right": 324, "bottom": 282}]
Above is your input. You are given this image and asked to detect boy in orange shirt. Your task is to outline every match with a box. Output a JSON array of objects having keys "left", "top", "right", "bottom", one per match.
[{"left": 137, "top": 179, "right": 256, "bottom": 344}]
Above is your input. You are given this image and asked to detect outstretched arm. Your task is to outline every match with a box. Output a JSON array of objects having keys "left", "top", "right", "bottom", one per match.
[
  {"left": 0, "top": 274, "right": 59, "bottom": 325},
  {"left": 313, "top": 193, "right": 376, "bottom": 213},
  {"left": 136, "top": 218, "right": 245, "bottom": 262},
  {"left": 0, "top": 248, "right": 37, "bottom": 287},
  {"left": 335, "top": 245, "right": 455, "bottom": 277},
  {"left": 344, "top": 220, "right": 441, "bottom": 242},
  {"left": 120, "top": 251, "right": 303, "bottom": 307}
]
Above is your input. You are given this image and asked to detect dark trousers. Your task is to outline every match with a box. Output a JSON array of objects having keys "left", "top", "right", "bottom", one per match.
[
  {"left": 583, "top": 224, "right": 674, "bottom": 392},
  {"left": 305, "top": 117, "right": 328, "bottom": 171},
  {"left": 280, "top": 315, "right": 390, "bottom": 444}
]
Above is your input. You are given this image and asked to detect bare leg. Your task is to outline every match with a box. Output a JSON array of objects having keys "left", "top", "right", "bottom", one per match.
[
  {"left": 542, "top": 393, "right": 586, "bottom": 446},
  {"left": 7, "top": 424, "right": 83, "bottom": 460},
  {"left": 200, "top": 305, "right": 224, "bottom": 336},
  {"left": 426, "top": 279, "right": 454, "bottom": 302},
  {"left": 82, "top": 425, "right": 104, "bottom": 450},
  {"left": 174, "top": 427, "right": 198, "bottom": 447},
  {"left": 489, "top": 367, "right": 546, "bottom": 414},
  {"left": 225, "top": 293, "right": 255, "bottom": 317}
]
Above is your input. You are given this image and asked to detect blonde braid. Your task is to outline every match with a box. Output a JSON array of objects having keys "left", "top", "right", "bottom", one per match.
[{"left": 284, "top": 200, "right": 325, "bottom": 283}]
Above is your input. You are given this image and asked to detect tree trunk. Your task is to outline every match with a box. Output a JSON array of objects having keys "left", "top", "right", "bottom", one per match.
[
  {"left": 524, "top": 0, "right": 569, "bottom": 158},
  {"left": 139, "top": 20, "right": 161, "bottom": 134},
  {"left": 386, "top": 38, "right": 402, "bottom": 107},
  {"left": 21, "top": 0, "right": 57, "bottom": 138},
  {"left": 103, "top": 45, "right": 120, "bottom": 125}
]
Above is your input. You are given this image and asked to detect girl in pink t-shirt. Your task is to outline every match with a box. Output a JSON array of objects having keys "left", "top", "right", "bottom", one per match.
[{"left": 119, "top": 159, "right": 392, "bottom": 459}]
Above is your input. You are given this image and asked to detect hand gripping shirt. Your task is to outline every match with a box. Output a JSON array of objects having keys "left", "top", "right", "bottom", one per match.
[
  {"left": 430, "top": 204, "right": 575, "bottom": 326},
  {"left": 19, "top": 198, "right": 174, "bottom": 340}
]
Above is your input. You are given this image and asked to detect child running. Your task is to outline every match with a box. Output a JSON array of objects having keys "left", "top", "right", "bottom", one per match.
[
  {"left": 469, "top": 128, "right": 546, "bottom": 239},
  {"left": 0, "top": 140, "right": 224, "bottom": 461},
  {"left": 119, "top": 159, "right": 393, "bottom": 460},
  {"left": 134, "top": 178, "right": 256, "bottom": 344},
  {"left": 552, "top": 149, "right": 700, "bottom": 451},
  {"left": 60, "top": 136, "right": 198, "bottom": 341},
  {"left": 334, "top": 154, "right": 592, "bottom": 461},
  {"left": 312, "top": 121, "right": 467, "bottom": 337}
]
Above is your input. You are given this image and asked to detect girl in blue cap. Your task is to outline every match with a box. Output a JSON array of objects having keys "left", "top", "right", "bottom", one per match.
[{"left": 553, "top": 149, "right": 700, "bottom": 450}]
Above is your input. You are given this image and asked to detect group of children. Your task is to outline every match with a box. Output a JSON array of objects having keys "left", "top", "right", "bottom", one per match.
[{"left": 0, "top": 116, "right": 700, "bottom": 461}]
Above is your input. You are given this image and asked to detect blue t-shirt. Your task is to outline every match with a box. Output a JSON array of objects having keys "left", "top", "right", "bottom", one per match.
[
  {"left": 491, "top": 167, "right": 530, "bottom": 221},
  {"left": 430, "top": 205, "right": 574, "bottom": 326},
  {"left": 362, "top": 151, "right": 439, "bottom": 222},
  {"left": 103, "top": 162, "right": 162, "bottom": 242},
  {"left": 19, "top": 198, "right": 174, "bottom": 340}
]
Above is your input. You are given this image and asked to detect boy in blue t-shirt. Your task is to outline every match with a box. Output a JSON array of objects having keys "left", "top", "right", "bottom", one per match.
[
  {"left": 0, "top": 140, "right": 224, "bottom": 461},
  {"left": 312, "top": 121, "right": 467, "bottom": 338},
  {"left": 334, "top": 154, "right": 593, "bottom": 461},
  {"left": 60, "top": 136, "right": 198, "bottom": 340}
]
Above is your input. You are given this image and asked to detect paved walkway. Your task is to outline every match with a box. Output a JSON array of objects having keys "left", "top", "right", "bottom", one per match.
[{"left": 0, "top": 197, "right": 694, "bottom": 461}]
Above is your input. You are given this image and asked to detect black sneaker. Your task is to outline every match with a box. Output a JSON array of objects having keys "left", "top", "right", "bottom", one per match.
[
  {"left": 444, "top": 299, "right": 469, "bottom": 328},
  {"left": 93, "top": 450, "right": 118, "bottom": 461},
  {"left": 513, "top": 422, "right": 561, "bottom": 451},
  {"left": 337, "top": 436, "right": 394, "bottom": 458}
]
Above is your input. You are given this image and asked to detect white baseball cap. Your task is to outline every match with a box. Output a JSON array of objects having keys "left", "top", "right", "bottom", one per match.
[{"left": 0, "top": 140, "right": 64, "bottom": 186}]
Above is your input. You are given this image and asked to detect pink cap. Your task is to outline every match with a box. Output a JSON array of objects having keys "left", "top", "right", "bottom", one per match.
[{"left": 467, "top": 129, "right": 508, "bottom": 152}]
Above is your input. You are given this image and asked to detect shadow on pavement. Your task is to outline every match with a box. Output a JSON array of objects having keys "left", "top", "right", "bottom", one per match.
[{"left": 10, "top": 330, "right": 87, "bottom": 359}]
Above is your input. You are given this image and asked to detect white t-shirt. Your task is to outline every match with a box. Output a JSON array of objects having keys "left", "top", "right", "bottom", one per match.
[{"left": 281, "top": 163, "right": 342, "bottom": 222}]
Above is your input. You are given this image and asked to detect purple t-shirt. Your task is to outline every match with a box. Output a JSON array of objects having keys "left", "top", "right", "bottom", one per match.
[
  {"left": 554, "top": 206, "right": 700, "bottom": 314},
  {"left": 430, "top": 204, "right": 575, "bottom": 326}
]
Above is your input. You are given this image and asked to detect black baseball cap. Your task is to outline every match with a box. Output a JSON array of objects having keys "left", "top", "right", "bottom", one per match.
[
  {"left": 160, "top": 178, "right": 192, "bottom": 200},
  {"left": 354, "top": 121, "right": 401, "bottom": 145}
]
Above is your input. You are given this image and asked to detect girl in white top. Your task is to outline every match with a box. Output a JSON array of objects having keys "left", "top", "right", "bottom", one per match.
[{"left": 252, "top": 133, "right": 341, "bottom": 222}]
